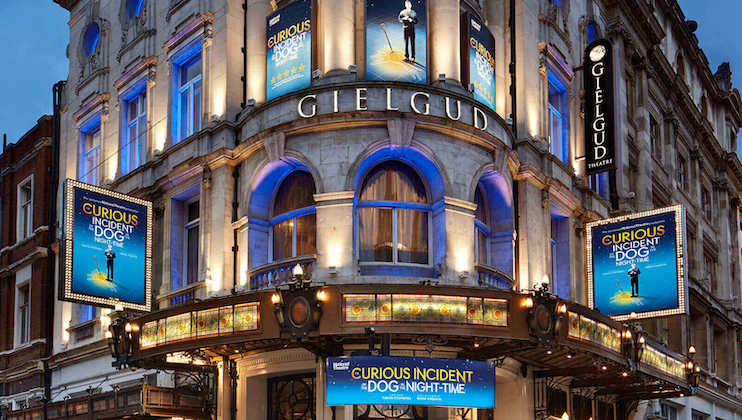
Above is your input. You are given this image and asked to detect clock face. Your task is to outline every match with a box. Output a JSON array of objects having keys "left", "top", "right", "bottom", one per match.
[{"left": 589, "top": 45, "right": 607, "bottom": 62}]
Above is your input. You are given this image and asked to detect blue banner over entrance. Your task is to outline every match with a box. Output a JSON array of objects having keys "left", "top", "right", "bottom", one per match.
[{"left": 326, "top": 356, "right": 495, "bottom": 408}]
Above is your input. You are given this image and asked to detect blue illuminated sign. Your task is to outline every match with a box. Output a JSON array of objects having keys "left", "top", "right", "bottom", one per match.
[
  {"left": 587, "top": 205, "right": 686, "bottom": 320},
  {"left": 326, "top": 356, "right": 495, "bottom": 408},
  {"left": 61, "top": 180, "right": 152, "bottom": 311},
  {"left": 266, "top": 0, "right": 312, "bottom": 101},
  {"left": 467, "top": 13, "right": 495, "bottom": 110}
]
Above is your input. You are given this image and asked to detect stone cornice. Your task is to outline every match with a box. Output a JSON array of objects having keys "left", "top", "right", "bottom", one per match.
[
  {"left": 114, "top": 56, "right": 158, "bottom": 92},
  {"left": 72, "top": 92, "right": 110, "bottom": 123},
  {"left": 163, "top": 13, "right": 214, "bottom": 55}
]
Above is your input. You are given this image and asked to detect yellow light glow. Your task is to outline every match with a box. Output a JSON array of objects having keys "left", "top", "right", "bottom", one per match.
[
  {"left": 455, "top": 247, "right": 470, "bottom": 273},
  {"left": 561, "top": 411, "right": 569, "bottom": 420},
  {"left": 328, "top": 243, "right": 343, "bottom": 268},
  {"left": 125, "top": 323, "right": 132, "bottom": 333},
  {"left": 271, "top": 293, "right": 281, "bottom": 304},
  {"left": 105, "top": 330, "right": 112, "bottom": 339},
  {"left": 688, "top": 345, "right": 696, "bottom": 354},
  {"left": 522, "top": 296, "right": 534, "bottom": 308},
  {"left": 686, "top": 361, "right": 693, "bottom": 369},
  {"left": 558, "top": 303, "right": 567, "bottom": 314},
  {"left": 638, "top": 336, "right": 645, "bottom": 344},
  {"left": 316, "top": 290, "right": 328, "bottom": 302},
  {"left": 213, "top": 80, "right": 226, "bottom": 118}
]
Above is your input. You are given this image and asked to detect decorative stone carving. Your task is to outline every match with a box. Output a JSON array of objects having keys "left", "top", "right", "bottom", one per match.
[
  {"left": 263, "top": 132, "right": 285, "bottom": 161},
  {"left": 387, "top": 118, "right": 415, "bottom": 147}
]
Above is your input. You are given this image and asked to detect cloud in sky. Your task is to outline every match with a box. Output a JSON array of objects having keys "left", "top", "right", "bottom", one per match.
[{"left": 0, "top": 3, "right": 68, "bottom": 145}]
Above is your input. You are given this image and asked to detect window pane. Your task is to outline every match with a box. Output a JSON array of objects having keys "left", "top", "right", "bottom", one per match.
[
  {"left": 273, "top": 172, "right": 316, "bottom": 216},
  {"left": 359, "top": 208, "right": 393, "bottom": 262},
  {"left": 187, "top": 225, "right": 199, "bottom": 284},
  {"left": 272, "top": 219, "right": 293, "bottom": 261},
  {"left": 180, "top": 89, "right": 189, "bottom": 139},
  {"left": 187, "top": 200, "right": 200, "bottom": 222},
  {"left": 474, "top": 187, "right": 487, "bottom": 224},
  {"left": 359, "top": 162, "right": 427, "bottom": 203},
  {"left": 181, "top": 56, "right": 202, "bottom": 87},
  {"left": 296, "top": 214, "right": 316, "bottom": 256},
  {"left": 397, "top": 209, "right": 428, "bottom": 264},
  {"left": 127, "top": 99, "right": 137, "bottom": 123},
  {"left": 477, "top": 229, "right": 488, "bottom": 265},
  {"left": 193, "top": 79, "right": 202, "bottom": 133}
]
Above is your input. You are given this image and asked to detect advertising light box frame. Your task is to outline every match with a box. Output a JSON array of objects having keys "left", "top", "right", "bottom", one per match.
[
  {"left": 61, "top": 179, "right": 153, "bottom": 311},
  {"left": 326, "top": 356, "right": 495, "bottom": 408},
  {"left": 586, "top": 205, "right": 687, "bottom": 321}
]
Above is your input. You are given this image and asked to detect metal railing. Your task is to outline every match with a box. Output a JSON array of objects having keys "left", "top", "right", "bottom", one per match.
[{"left": 249, "top": 255, "right": 315, "bottom": 290}]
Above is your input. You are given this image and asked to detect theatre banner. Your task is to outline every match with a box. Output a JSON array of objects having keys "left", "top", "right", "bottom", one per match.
[
  {"left": 366, "top": 0, "right": 427, "bottom": 83},
  {"left": 465, "top": 13, "right": 495, "bottom": 110},
  {"left": 266, "top": 0, "right": 312, "bottom": 101},
  {"left": 586, "top": 205, "right": 687, "bottom": 321},
  {"left": 326, "top": 356, "right": 495, "bottom": 408},
  {"left": 584, "top": 39, "right": 615, "bottom": 174},
  {"left": 61, "top": 180, "right": 153, "bottom": 311}
]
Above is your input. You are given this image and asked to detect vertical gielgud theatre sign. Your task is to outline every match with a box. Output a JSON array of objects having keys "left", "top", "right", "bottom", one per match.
[
  {"left": 266, "top": 0, "right": 312, "bottom": 101},
  {"left": 586, "top": 205, "right": 687, "bottom": 321},
  {"left": 61, "top": 180, "right": 153, "bottom": 311},
  {"left": 584, "top": 39, "right": 615, "bottom": 174}
]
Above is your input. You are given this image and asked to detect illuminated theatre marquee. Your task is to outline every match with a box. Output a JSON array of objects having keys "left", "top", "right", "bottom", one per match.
[
  {"left": 297, "top": 87, "right": 490, "bottom": 130},
  {"left": 61, "top": 179, "right": 153, "bottom": 311}
]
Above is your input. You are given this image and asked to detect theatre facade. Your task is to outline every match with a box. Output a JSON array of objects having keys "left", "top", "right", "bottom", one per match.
[{"left": 18, "top": 0, "right": 742, "bottom": 419}]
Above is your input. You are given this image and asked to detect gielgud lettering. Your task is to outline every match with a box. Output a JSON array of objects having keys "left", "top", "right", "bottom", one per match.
[
  {"left": 297, "top": 88, "right": 489, "bottom": 131},
  {"left": 590, "top": 61, "right": 608, "bottom": 162}
]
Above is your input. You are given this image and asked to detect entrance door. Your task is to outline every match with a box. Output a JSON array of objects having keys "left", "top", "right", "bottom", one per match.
[{"left": 268, "top": 373, "right": 316, "bottom": 420}]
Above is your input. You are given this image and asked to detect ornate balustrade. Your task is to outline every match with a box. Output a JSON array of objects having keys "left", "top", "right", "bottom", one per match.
[
  {"left": 476, "top": 264, "right": 514, "bottom": 290},
  {"left": 249, "top": 255, "right": 315, "bottom": 290}
]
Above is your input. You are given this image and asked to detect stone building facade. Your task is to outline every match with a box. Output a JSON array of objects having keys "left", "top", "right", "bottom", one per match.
[{"left": 28, "top": 0, "right": 742, "bottom": 419}]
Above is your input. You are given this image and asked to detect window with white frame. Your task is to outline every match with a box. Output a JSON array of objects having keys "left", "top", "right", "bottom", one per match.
[
  {"left": 677, "top": 153, "right": 687, "bottom": 190},
  {"left": 175, "top": 54, "right": 202, "bottom": 142},
  {"left": 184, "top": 199, "right": 200, "bottom": 286},
  {"left": 358, "top": 162, "right": 430, "bottom": 265},
  {"left": 660, "top": 403, "right": 678, "bottom": 420},
  {"left": 17, "top": 284, "right": 30, "bottom": 344},
  {"left": 78, "top": 304, "right": 95, "bottom": 324},
  {"left": 17, "top": 177, "right": 33, "bottom": 241},
  {"left": 170, "top": 186, "right": 201, "bottom": 291},
  {"left": 589, "top": 172, "right": 609, "bottom": 199},
  {"left": 122, "top": 90, "right": 146, "bottom": 175},
  {"left": 650, "top": 115, "right": 662, "bottom": 162},
  {"left": 79, "top": 123, "right": 101, "bottom": 184},
  {"left": 548, "top": 71, "right": 569, "bottom": 164}
]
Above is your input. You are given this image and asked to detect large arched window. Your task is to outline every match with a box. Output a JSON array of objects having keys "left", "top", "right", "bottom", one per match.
[
  {"left": 271, "top": 171, "right": 316, "bottom": 261},
  {"left": 358, "top": 161, "right": 429, "bottom": 265}
]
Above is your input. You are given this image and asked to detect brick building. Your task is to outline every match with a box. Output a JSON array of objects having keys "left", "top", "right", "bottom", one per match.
[{"left": 0, "top": 116, "right": 55, "bottom": 413}]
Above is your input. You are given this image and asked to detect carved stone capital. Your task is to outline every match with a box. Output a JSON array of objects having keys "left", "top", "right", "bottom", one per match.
[
  {"left": 387, "top": 118, "right": 415, "bottom": 147},
  {"left": 263, "top": 132, "right": 286, "bottom": 161}
]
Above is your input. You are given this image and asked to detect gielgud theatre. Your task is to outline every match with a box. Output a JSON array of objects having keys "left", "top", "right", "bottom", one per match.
[{"left": 15, "top": 0, "right": 741, "bottom": 419}]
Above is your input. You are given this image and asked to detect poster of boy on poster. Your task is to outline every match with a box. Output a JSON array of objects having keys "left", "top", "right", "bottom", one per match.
[
  {"left": 586, "top": 205, "right": 687, "bottom": 320},
  {"left": 366, "top": 0, "right": 427, "bottom": 83}
]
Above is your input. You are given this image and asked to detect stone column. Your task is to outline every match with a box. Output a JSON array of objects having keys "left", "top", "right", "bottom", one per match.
[
  {"left": 246, "top": 0, "right": 271, "bottom": 103},
  {"left": 321, "top": 0, "right": 355, "bottom": 75},
  {"left": 441, "top": 198, "right": 477, "bottom": 284},
  {"left": 314, "top": 192, "right": 355, "bottom": 283},
  {"left": 516, "top": 180, "right": 548, "bottom": 291},
  {"left": 492, "top": 359, "right": 533, "bottom": 420},
  {"left": 430, "top": 0, "right": 461, "bottom": 84},
  {"left": 205, "top": 165, "right": 235, "bottom": 295}
]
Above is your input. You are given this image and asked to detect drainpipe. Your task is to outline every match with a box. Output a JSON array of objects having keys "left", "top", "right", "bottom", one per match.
[
  {"left": 240, "top": 0, "right": 247, "bottom": 111},
  {"left": 44, "top": 80, "right": 65, "bottom": 420},
  {"left": 231, "top": 166, "right": 240, "bottom": 294},
  {"left": 508, "top": 0, "right": 520, "bottom": 288}
]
